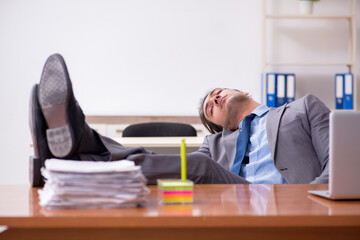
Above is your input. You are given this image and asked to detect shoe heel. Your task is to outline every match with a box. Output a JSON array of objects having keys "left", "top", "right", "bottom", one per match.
[
  {"left": 29, "top": 156, "right": 44, "bottom": 187},
  {"left": 46, "top": 125, "right": 74, "bottom": 158}
]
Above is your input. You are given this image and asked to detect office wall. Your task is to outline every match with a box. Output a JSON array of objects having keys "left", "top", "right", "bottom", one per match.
[{"left": 0, "top": 0, "right": 359, "bottom": 184}]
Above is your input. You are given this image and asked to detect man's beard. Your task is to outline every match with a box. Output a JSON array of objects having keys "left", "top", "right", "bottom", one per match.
[{"left": 223, "top": 93, "right": 248, "bottom": 131}]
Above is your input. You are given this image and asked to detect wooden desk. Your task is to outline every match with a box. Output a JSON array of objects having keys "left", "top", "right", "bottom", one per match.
[
  {"left": 85, "top": 115, "right": 207, "bottom": 154},
  {"left": 1, "top": 184, "right": 360, "bottom": 240},
  {"left": 113, "top": 136, "right": 204, "bottom": 154},
  {"left": 114, "top": 136, "right": 204, "bottom": 148},
  {"left": 30, "top": 137, "right": 205, "bottom": 154}
]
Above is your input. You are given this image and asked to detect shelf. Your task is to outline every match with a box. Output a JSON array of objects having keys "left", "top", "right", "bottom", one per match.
[
  {"left": 266, "top": 62, "right": 354, "bottom": 67},
  {"left": 262, "top": 0, "right": 357, "bottom": 110},
  {"left": 265, "top": 15, "right": 354, "bottom": 20}
]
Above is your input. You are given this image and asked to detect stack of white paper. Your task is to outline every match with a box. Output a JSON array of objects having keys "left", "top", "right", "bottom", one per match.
[{"left": 38, "top": 159, "right": 149, "bottom": 209}]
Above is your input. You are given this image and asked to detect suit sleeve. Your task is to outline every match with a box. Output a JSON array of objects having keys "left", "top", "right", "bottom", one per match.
[
  {"left": 197, "top": 135, "right": 212, "bottom": 158},
  {"left": 304, "top": 94, "right": 330, "bottom": 184}
]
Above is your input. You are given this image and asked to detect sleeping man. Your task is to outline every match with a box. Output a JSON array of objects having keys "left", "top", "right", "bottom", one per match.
[{"left": 29, "top": 54, "right": 330, "bottom": 186}]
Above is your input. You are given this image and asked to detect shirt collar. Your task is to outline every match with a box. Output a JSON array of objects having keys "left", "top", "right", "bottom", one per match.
[
  {"left": 251, "top": 105, "right": 269, "bottom": 117},
  {"left": 238, "top": 105, "right": 269, "bottom": 129}
]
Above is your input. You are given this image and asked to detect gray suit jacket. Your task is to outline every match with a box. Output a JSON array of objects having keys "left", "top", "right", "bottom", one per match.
[{"left": 198, "top": 94, "right": 330, "bottom": 184}]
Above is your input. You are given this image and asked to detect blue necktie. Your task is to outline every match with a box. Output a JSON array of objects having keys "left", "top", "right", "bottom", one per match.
[{"left": 230, "top": 114, "right": 256, "bottom": 175}]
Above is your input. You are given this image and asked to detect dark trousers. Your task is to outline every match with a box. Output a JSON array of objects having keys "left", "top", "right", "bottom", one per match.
[{"left": 73, "top": 123, "right": 248, "bottom": 185}]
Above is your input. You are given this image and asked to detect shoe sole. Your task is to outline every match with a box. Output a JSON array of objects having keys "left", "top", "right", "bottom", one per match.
[
  {"left": 29, "top": 85, "right": 40, "bottom": 157},
  {"left": 29, "top": 84, "right": 44, "bottom": 186},
  {"left": 38, "top": 54, "right": 74, "bottom": 158}
]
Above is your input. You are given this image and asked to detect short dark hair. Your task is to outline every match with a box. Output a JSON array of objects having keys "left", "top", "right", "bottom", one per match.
[{"left": 198, "top": 89, "right": 223, "bottom": 134}]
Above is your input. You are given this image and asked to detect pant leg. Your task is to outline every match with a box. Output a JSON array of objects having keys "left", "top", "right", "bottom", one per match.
[
  {"left": 69, "top": 123, "right": 152, "bottom": 161},
  {"left": 73, "top": 123, "right": 249, "bottom": 184},
  {"left": 126, "top": 152, "right": 249, "bottom": 184},
  {"left": 72, "top": 123, "right": 112, "bottom": 161}
]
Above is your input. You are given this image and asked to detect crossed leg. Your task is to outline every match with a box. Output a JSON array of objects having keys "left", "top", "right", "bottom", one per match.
[{"left": 29, "top": 54, "right": 249, "bottom": 186}]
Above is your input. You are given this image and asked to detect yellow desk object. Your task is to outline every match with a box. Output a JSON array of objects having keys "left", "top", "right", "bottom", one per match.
[{"left": 157, "top": 139, "right": 194, "bottom": 204}]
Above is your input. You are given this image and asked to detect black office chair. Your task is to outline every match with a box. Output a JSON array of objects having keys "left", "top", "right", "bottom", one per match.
[{"left": 122, "top": 122, "right": 197, "bottom": 137}]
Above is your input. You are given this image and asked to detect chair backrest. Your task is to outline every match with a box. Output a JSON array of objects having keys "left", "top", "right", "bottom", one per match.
[{"left": 122, "top": 122, "right": 197, "bottom": 137}]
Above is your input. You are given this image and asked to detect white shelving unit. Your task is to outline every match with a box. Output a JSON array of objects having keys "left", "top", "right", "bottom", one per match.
[{"left": 261, "top": 0, "right": 357, "bottom": 110}]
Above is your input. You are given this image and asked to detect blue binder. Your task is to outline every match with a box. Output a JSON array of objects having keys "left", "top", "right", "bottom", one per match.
[
  {"left": 344, "top": 73, "right": 353, "bottom": 109},
  {"left": 286, "top": 74, "right": 295, "bottom": 103},
  {"left": 266, "top": 73, "right": 276, "bottom": 107},
  {"left": 335, "top": 74, "right": 344, "bottom": 109},
  {"left": 276, "top": 74, "right": 286, "bottom": 107}
]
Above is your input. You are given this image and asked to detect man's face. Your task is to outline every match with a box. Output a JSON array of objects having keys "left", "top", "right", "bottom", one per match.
[{"left": 203, "top": 88, "right": 249, "bottom": 130}]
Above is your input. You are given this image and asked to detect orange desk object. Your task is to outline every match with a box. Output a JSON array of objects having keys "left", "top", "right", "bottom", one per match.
[{"left": 1, "top": 184, "right": 360, "bottom": 240}]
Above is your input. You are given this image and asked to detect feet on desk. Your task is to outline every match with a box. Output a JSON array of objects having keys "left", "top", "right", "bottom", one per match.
[
  {"left": 37, "top": 53, "right": 85, "bottom": 158},
  {"left": 29, "top": 84, "right": 53, "bottom": 187},
  {"left": 29, "top": 54, "right": 105, "bottom": 186}
]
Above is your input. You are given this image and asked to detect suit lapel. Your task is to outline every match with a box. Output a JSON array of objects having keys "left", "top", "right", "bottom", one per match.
[
  {"left": 266, "top": 104, "right": 287, "bottom": 162},
  {"left": 222, "top": 129, "right": 240, "bottom": 168}
]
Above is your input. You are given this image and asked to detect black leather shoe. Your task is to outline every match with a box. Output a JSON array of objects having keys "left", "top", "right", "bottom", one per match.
[
  {"left": 38, "top": 54, "right": 85, "bottom": 158},
  {"left": 29, "top": 84, "right": 53, "bottom": 187}
]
